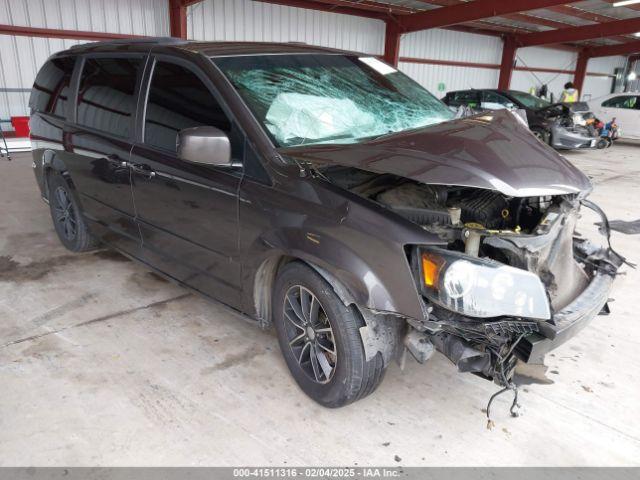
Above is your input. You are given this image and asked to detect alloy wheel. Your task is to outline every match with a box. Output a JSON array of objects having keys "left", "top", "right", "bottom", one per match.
[
  {"left": 53, "top": 186, "right": 77, "bottom": 241},
  {"left": 283, "top": 285, "right": 337, "bottom": 384}
]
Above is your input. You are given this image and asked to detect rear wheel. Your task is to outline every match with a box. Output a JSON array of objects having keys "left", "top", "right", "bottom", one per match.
[
  {"left": 273, "top": 262, "right": 385, "bottom": 407},
  {"left": 48, "top": 171, "right": 98, "bottom": 252}
]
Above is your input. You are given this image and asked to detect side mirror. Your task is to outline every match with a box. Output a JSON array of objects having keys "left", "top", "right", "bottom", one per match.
[{"left": 177, "top": 126, "right": 232, "bottom": 167}]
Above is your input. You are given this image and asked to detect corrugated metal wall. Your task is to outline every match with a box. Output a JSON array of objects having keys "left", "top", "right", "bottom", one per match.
[
  {"left": 188, "top": 0, "right": 384, "bottom": 55},
  {"left": 0, "top": 0, "right": 168, "bottom": 35},
  {"left": 511, "top": 47, "right": 626, "bottom": 100},
  {"left": 511, "top": 47, "right": 576, "bottom": 98},
  {"left": 399, "top": 29, "right": 501, "bottom": 95},
  {"left": 583, "top": 55, "right": 629, "bottom": 100},
  {"left": 0, "top": 0, "right": 168, "bottom": 132},
  {"left": 0, "top": 0, "right": 630, "bottom": 133}
]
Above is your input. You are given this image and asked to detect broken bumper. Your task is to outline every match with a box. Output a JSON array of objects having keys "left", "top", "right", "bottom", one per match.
[
  {"left": 517, "top": 268, "right": 619, "bottom": 364},
  {"left": 550, "top": 125, "right": 597, "bottom": 150}
]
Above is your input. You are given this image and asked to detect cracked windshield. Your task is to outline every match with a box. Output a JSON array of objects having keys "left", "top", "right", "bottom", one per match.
[{"left": 214, "top": 54, "right": 453, "bottom": 147}]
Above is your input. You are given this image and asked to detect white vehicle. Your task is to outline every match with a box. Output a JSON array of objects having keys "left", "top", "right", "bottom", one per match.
[{"left": 589, "top": 93, "right": 640, "bottom": 139}]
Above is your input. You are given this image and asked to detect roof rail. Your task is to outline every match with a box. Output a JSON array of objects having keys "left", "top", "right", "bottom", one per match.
[{"left": 70, "top": 36, "right": 189, "bottom": 50}]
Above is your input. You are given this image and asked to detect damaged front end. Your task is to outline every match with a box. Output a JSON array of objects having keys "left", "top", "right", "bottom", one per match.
[
  {"left": 398, "top": 187, "right": 625, "bottom": 401},
  {"left": 322, "top": 166, "right": 625, "bottom": 416},
  {"left": 541, "top": 103, "right": 598, "bottom": 150}
]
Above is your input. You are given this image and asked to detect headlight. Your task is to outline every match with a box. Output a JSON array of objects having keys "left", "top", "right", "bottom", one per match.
[
  {"left": 572, "top": 113, "right": 586, "bottom": 126},
  {"left": 419, "top": 248, "right": 551, "bottom": 320}
]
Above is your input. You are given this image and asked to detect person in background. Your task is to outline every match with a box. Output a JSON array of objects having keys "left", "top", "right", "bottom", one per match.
[{"left": 560, "top": 82, "right": 579, "bottom": 102}]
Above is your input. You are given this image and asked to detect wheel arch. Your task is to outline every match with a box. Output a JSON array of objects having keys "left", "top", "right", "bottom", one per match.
[
  {"left": 253, "top": 252, "right": 404, "bottom": 367},
  {"left": 41, "top": 149, "right": 73, "bottom": 199}
]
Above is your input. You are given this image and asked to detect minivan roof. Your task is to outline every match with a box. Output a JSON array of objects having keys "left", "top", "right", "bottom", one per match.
[{"left": 66, "top": 37, "right": 349, "bottom": 57}]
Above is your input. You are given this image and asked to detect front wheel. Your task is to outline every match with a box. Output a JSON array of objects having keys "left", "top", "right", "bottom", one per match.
[
  {"left": 531, "top": 127, "right": 550, "bottom": 144},
  {"left": 272, "top": 262, "right": 385, "bottom": 408}
]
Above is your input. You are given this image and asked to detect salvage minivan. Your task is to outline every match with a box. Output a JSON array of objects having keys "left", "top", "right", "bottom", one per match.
[{"left": 30, "top": 39, "right": 624, "bottom": 410}]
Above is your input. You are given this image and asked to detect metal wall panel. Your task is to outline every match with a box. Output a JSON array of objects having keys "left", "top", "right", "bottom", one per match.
[
  {"left": 400, "top": 62, "right": 499, "bottom": 97},
  {"left": 0, "top": 0, "right": 169, "bottom": 131},
  {"left": 188, "top": 0, "right": 385, "bottom": 55},
  {"left": 516, "top": 46, "right": 577, "bottom": 71},
  {"left": 0, "top": 36, "right": 83, "bottom": 131},
  {"left": 0, "top": 0, "right": 169, "bottom": 36},
  {"left": 400, "top": 28, "right": 502, "bottom": 64},
  {"left": 512, "top": 49, "right": 626, "bottom": 100},
  {"left": 511, "top": 46, "right": 575, "bottom": 100}
]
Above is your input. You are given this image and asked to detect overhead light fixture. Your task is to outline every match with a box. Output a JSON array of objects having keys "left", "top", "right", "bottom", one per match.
[
  {"left": 613, "top": 0, "right": 640, "bottom": 6},
  {"left": 628, "top": 71, "right": 638, "bottom": 81}
]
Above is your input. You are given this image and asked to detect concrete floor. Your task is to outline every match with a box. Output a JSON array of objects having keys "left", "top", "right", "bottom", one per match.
[{"left": 1, "top": 145, "right": 639, "bottom": 466}]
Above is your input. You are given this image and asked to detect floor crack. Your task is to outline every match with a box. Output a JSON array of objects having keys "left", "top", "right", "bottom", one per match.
[{"left": 0, "top": 293, "right": 190, "bottom": 349}]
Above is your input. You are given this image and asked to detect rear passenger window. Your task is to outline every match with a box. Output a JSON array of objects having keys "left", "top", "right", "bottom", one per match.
[
  {"left": 77, "top": 57, "right": 142, "bottom": 138},
  {"left": 30, "top": 57, "right": 76, "bottom": 118},
  {"left": 144, "top": 61, "right": 232, "bottom": 153}
]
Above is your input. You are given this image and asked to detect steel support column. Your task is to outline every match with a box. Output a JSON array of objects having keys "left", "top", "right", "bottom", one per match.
[
  {"left": 498, "top": 36, "right": 517, "bottom": 90},
  {"left": 169, "top": 0, "right": 188, "bottom": 39},
  {"left": 383, "top": 21, "right": 401, "bottom": 67},
  {"left": 573, "top": 50, "right": 589, "bottom": 97}
]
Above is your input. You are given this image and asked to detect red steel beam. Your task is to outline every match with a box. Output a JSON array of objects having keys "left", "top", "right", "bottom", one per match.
[
  {"left": 0, "top": 23, "right": 143, "bottom": 41},
  {"left": 573, "top": 49, "right": 589, "bottom": 95},
  {"left": 294, "top": 0, "right": 415, "bottom": 15},
  {"left": 169, "top": 0, "right": 188, "bottom": 39},
  {"left": 400, "top": 57, "right": 500, "bottom": 69},
  {"left": 419, "top": 1, "right": 579, "bottom": 32},
  {"left": 587, "top": 40, "right": 640, "bottom": 58},
  {"left": 253, "top": 0, "right": 389, "bottom": 20},
  {"left": 383, "top": 20, "right": 401, "bottom": 67},
  {"left": 398, "top": 0, "right": 580, "bottom": 34},
  {"left": 516, "top": 17, "right": 640, "bottom": 47},
  {"left": 498, "top": 36, "right": 517, "bottom": 90},
  {"left": 545, "top": 4, "right": 635, "bottom": 43},
  {"left": 398, "top": 56, "right": 613, "bottom": 77}
]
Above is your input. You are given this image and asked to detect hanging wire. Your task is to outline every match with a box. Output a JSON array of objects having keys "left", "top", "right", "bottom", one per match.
[
  {"left": 515, "top": 54, "right": 577, "bottom": 88},
  {"left": 485, "top": 333, "right": 526, "bottom": 429}
]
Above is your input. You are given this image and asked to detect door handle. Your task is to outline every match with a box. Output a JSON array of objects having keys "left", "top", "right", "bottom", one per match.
[{"left": 131, "top": 163, "right": 156, "bottom": 179}]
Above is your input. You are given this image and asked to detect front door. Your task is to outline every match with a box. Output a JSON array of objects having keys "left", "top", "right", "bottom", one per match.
[
  {"left": 129, "top": 58, "right": 243, "bottom": 308},
  {"left": 64, "top": 55, "right": 145, "bottom": 255}
]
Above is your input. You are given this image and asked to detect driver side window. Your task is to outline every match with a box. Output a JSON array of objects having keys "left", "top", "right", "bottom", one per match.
[
  {"left": 144, "top": 60, "right": 242, "bottom": 160},
  {"left": 602, "top": 96, "right": 637, "bottom": 109},
  {"left": 482, "top": 91, "right": 512, "bottom": 110}
]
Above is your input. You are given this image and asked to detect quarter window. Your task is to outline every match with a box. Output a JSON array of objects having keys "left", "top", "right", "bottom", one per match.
[
  {"left": 30, "top": 57, "right": 76, "bottom": 118},
  {"left": 144, "top": 61, "right": 233, "bottom": 153},
  {"left": 77, "top": 57, "right": 142, "bottom": 138}
]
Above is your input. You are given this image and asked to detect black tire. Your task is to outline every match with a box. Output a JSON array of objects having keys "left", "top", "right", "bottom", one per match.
[
  {"left": 531, "top": 127, "right": 550, "bottom": 145},
  {"left": 596, "top": 138, "right": 608, "bottom": 149},
  {"left": 48, "top": 171, "right": 98, "bottom": 252},
  {"left": 273, "top": 262, "right": 385, "bottom": 408}
]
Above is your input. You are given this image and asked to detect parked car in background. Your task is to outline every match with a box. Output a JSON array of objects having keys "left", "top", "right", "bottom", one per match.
[
  {"left": 442, "top": 89, "right": 598, "bottom": 150},
  {"left": 588, "top": 93, "right": 640, "bottom": 140},
  {"left": 30, "top": 40, "right": 624, "bottom": 411}
]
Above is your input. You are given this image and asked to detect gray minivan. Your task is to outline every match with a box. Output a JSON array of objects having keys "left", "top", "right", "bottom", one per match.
[{"left": 30, "top": 38, "right": 623, "bottom": 410}]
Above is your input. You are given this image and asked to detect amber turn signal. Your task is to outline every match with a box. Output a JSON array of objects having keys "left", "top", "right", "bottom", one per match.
[{"left": 421, "top": 252, "right": 444, "bottom": 288}]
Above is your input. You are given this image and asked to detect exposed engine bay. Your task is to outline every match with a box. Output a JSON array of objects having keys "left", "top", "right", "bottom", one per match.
[{"left": 321, "top": 164, "right": 626, "bottom": 421}]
